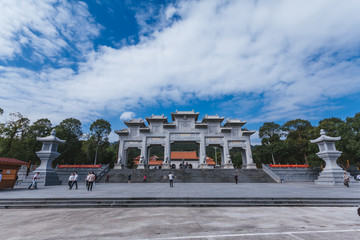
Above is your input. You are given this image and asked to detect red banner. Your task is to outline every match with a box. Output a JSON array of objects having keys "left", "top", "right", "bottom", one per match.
[
  {"left": 58, "top": 165, "right": 101, "bottom": 168},
  {"left": 269, "top": 164, "right": 309, "bottom": 168}
]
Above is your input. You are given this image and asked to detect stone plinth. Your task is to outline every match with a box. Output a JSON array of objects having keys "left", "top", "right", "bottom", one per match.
[{"left": 242, "top": 163, "right": 257, "bottom": 169}]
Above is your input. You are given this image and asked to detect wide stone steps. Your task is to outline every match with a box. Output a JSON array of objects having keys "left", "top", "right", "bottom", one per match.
[
  {"left": 1, "top": 197, "right": 359, "bottom": 208},
  {"left": 106, "top": 169, "right": 276, "bottom": 183}
]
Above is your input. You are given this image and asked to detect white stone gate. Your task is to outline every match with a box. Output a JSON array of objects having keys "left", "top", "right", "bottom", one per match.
[{"left": 115, "top": 110, "right": 256, "bottom": 169}]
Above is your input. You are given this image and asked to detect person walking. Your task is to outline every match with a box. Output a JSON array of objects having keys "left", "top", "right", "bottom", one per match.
[
  {"left": 143, "top": 175, "right": 147, "bottom": 182},
  {"left": 128, "top": 173, "right": 131, "bottom": 183},
  {"left": 68, "top": 173, "right": 74, "bottom": 190},
  {"left": 234, "top": 174, "right": 238, "bottom": 184},
  {"left": 85, "top": 172, "right": 90, "bottom": 189},
  {"left": 87, "top": 172, "right": 96, "bottom": 191},
  {"left": 28, "top": 172, "right": 40, "bottom": 190},
  {"left": 344, "top": 172, "right": 350, "bottom": 187},
  {"left": 71, "top": 171, "right": 78, "bottom": 190},
  {"left": 0, "top": 170, "right": 2, "bottom": 183},
  {"left": 168, "top": 172, "right": 174, "bottom": 187},
  {"left": 104, "top": 174, "right": 110, "bottom": 183}
]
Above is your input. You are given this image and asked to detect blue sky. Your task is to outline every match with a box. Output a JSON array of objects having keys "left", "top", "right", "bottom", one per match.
[{"left": 1, "top": 0, "right": 360, "bottom": 144}]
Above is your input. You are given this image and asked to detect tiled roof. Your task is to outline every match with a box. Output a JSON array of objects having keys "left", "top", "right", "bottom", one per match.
[
  {"left": 206, "top": 156, "right": 216, "bottom": 165},
  {"left": 0, "top": 158, "right": 29, "bottom": 166},
  {"left": 134, "top": 160, "right": 163, "bottom": 165},
  {"left": 171, "top": 151, "right": 198, "bottom": 159}
]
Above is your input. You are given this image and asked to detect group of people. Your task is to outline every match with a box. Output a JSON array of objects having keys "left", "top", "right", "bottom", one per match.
[
  {"left": 67, "top": 172, "right": 79, "bottom": 190},
  {"left": 67, "top": 172, "right": 97, "bottom": 191},
  {"left": 85, "top": 172, "right": 97, "bottom": 191}
]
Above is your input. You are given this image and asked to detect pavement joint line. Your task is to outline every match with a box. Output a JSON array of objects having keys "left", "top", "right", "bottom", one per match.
[{"left": 134, "top": 229, "right": 360, "bottom": 240}]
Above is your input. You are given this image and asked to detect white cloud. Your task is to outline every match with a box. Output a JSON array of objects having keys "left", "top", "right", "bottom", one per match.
[
  {"left": 1, "top": 0, "right": 360, "bottom": 126},
  {"left": 120, "top": 112, "right": 136, "bottom": 121},
  {"left": 0, "top": 0, "right": 99, "bottom": 62}
]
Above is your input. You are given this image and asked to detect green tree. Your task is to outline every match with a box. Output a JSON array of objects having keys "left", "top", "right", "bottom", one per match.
[
  {"left": 89, "top": 119, "right": 111, "bottom": 165},
  {"left": 55, "top": 118, "right": 83, "bottom": 165},
  {"left": 282, "top": 119, "right": 314, "bottom": 165},
  {"left": 259, "top": 122, "right": 283, "bottom": 164},
  {"left": 0, "top": 112, "right": 30, "bottom": 158}
]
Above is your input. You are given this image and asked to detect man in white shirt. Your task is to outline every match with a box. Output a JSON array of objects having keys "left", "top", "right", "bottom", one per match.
[
  {"left": 71, "top": 171, "right": 79, "bottom": 190},
  {"left": 168, "top": 172, "right": 174, "bottom": 187},
  {"left": 28, "top": 172, "right": 40, "bottom": 190}
]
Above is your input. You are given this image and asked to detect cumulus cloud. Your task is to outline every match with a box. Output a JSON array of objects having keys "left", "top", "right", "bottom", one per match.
[
  {"left": 120, "top": 111, "right": 136, "bottom": 121},
  {"left": 1, "top": 0, "right": 360, "bottom": 126},
  {"left": 0, "top": 0, "right": 99, "bottom": 63}
]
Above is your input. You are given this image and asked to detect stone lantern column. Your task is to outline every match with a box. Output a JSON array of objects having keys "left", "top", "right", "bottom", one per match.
[
  {"left": 34, "top": 129, "right": 65, "bottom": 186},
  {"left": 310, "top": 129, "right": 355, "bottom": 185}
]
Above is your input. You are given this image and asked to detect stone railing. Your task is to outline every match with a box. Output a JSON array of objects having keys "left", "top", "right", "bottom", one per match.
[{"left": 262, "top": 164, "right": 281, "bottom": 183}]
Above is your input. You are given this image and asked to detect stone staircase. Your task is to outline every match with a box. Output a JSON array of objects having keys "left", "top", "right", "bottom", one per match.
[
  {"left": 1, "top": 197, "right": 359, "bottom": 208},
  {"left": 55, "top": 164, "right": 110, "bottom": 184},
  {"left": 104, "top": 169, "right": 276, "bottom": 183},
  {"left": 263, "top": 165, "right": 321, "bottom": 182}
]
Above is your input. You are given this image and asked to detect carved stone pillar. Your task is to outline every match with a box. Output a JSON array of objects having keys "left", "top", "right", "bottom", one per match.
[
  {"left": 198, "top": 133, "right": 209, "bottom": 169},
  {"left": 222, "top": 139, "right": 234, "bottom": 169},
  {"left": 114, "top": 140, "right": 125, "bottom": 169},
  {"left": 162, "top": 133, "right": 171, "bottom": 169},
  {"left": 137, "top": 137, "right": 147, "bottom": 169},
  {"left": 242, "top": 135, "right": 256, "bottom": 169}
]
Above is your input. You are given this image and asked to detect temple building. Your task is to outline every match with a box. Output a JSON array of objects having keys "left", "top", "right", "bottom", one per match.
[
  {"left": 133, "top": 152, "right": 216, "bottom": 169},
  {"left": 115, "top": 110, "right": 256, "bottom": 169}
]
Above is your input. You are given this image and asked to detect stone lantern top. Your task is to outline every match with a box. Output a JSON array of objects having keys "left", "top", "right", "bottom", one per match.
[
  {"left": 310, "top": 129, "right": 341, "bottom": 144},
  {"left": 310, "top": 129, "right": 341, "bottom": 153},
  {"left": 36, "top": 129, "right": 66, "bottom": 144}
]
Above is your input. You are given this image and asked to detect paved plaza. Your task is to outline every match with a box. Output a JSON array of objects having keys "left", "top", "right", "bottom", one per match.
[
  {"left": 1, "top": 182, "right": 360, "bottom": 239},
  {"left": 2, "top": 182, "right": 360, "bottom": 199}
]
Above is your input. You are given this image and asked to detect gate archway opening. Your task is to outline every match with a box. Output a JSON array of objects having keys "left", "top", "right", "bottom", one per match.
[
  {"left": 146, "top": 144, "right": 164, "bottom": 169},
  {"left": 170, "top": 141, "right": 199, "bottom": 169},
  {"left": 206, "top": 145, "right": 223, "bottom": 168},
  {"left": 230, "top": 147, "right": 244, "bottom": 169},
  {"left": 126, "top": 147, "right": 140, "bottom": 169}
]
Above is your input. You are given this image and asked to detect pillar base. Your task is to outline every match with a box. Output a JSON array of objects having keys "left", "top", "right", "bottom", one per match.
[
  {"left": 162, "top": 163, "right": 171, "bottom": 169},
  {"left": 242, "top": 163, "right": 257, "bottom": 169},
  {"left": 113, "top": 164, "right": 124, "bottom": 169},
  {"left": 315, "top": 169, "right": 359, "bottom": 185},
  {"left": 198, "top": 163, "right": 210, "bottom": 169},
  {"left": 137, "top": 163, "right": 145, "bottom": 169},
  {"left": 221, "top": 164, "right": 234, "bottom": 169}
]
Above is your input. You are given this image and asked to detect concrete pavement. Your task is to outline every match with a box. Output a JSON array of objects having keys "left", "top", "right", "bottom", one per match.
[
  {"left": 1, "top": 182, "right": 360, "bottom": 199},
  {"left": 0, "top": 207, "right": 359, "bottom": 240}
]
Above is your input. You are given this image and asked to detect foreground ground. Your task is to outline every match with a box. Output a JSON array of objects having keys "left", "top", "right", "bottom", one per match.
[
  {"left": 0, "top": 207, "right": 359, "bottom": 240},
  {"left": 1, "top": 183, "right": 359, "bottom": 239}
]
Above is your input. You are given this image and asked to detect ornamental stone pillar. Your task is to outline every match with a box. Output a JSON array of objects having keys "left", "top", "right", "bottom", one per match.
[
  {"left": 32, "top": 129, "right": 64, "bottom": 186},
  {"left": 114, "top": 140, "right": 125, "bottom": 169},
  {"left": 162, "top": 133, "right": 171, "bottom": 169},
  {"left": 310, "top": 129, "right": 357, "bottom": 185},
  {"left": 222, "top": 139, "right": 234, "bottom": 169},
  {"left": 242, "top": 135, "right": 256, "bottom": 169},
  {"left": 137, "top": 137, "right": 147, "bottom": 169},
  {"left": 198, "top": 133, "right": 209, "bottom": 168}
]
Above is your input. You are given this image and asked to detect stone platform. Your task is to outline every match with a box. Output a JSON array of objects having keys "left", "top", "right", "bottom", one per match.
[{"left": 1, "top": 182, "right": 360, "bottom": 208}]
